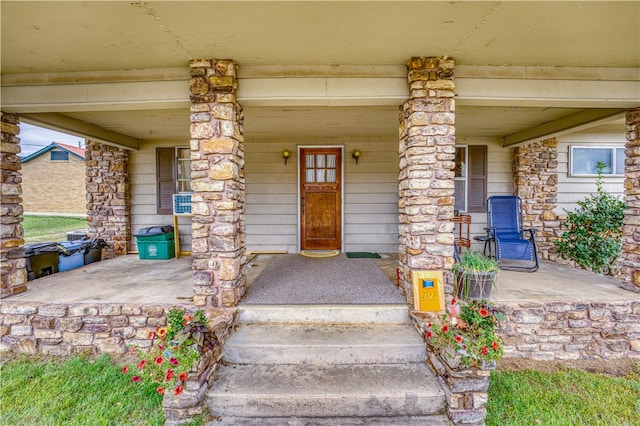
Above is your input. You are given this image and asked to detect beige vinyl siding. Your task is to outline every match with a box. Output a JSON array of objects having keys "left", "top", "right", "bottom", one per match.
[
  {"left": 245, "top": 140, "right": 299, "bottom": 252},
  {"left": 128, "top": 137, "right": 527, "bottom": 255},
  {"left": 245, "top": 138, "right": 400, "bottom": 254},
  {"left": 129, "top": 140, "right": 191, "bottom": 253},
  {"left": 344, "top": 139, "right": 399, "bottom": 253},
  {"left": 556, "top": 133, "right": 625, "bottom": 214}
]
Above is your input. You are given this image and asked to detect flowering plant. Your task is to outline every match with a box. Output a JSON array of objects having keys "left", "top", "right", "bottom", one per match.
[
  {"left": 122, "top": 308, "right": 217, "bottom": 396},
  {"left": 426, "top": 298, "right": 504, "bottom": 368}
]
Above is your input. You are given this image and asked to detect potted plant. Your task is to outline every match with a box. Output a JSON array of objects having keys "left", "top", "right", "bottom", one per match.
[
  {"left": 426, "top": 297, "right": 504, "bottom": 368},
  {"left": 452, "top": 249, "right": 499, "bottom": 300}
]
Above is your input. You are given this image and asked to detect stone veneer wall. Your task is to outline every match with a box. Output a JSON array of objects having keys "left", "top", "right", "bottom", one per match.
[
  {"left": 0, "top": 301, "right": 235, "bottom": 425},
  {"left": 621, "top": 108, "right": 640, "bottom": 292},
  {"left": 411, "top": 298, "right": 640, "bottom": 424},
  {"left": 85, "top": 141, "right": 130, "bottom": 259},
  {"left": 513, "top": 138, "right": 560, "bottom": 261},
  {"left": 189, "top": 59, "right": 246, "bottom": 308},
  {"left": 0, "top": 112, "right": 27, "bottom": 297},
  {"left": 398, "top": 56, "right": 457, "bottom": 302},
  {"left": 495, "top": 300, "right": 640, "bottom": 361},
  {"left": 0, "top": 302, "right": 182, "bottom": 355}
]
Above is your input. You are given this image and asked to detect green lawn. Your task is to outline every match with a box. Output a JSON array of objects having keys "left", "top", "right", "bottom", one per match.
[
  {"left": 1, "top": 355, "right": 638, "bottom": 425},
  {"left": 22, "top": 215, "right": 87, "bottom": 244},
  {"left": 0, "top": 355, "right": 165, "bottom": 426},
  {"left": 487, "top": 366, "right": 640, "bottom": 426}
]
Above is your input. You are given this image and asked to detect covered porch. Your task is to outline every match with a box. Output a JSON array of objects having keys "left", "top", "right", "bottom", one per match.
[
  {"left": 2, "top": 253, "right": 633, "bottom": 306},
  {"left": 2, "top": 253, "right": 638, "bottom": 363}
]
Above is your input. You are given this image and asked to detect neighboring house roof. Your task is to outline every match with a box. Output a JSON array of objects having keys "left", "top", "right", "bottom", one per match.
[{"left": 21, "top": 142, "right": 86, "bottom": 163}]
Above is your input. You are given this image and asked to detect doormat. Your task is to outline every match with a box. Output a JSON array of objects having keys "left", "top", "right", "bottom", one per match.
[
  {"left": 300, "top": 250, "right": 340, "bottom": 258},
  {"left": 346, "top": 252, "right": 381, "bottom": 258}
]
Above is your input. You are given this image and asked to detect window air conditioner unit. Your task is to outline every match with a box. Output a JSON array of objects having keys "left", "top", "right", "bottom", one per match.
[{"left": 173, "top": 193, "right": 192, "bottom": 216}]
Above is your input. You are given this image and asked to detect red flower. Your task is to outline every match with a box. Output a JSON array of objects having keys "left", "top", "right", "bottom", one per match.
[
  {"left": 481, "top": 346, "right": 488, "bottom": 356},
  {"left": 165, "top": 369, "right": 174, "bottom": 382},
  {"left": 491, "top": 341, "right": 499, "bottom": 350},
  {"left": 441, "top": 325, "right": 449, "bottom": 333},
  {"left": 157, "top": 386, "right": 165, "bottom": 395},
  {"left": 137, "top": 359, "right": 147, "bottom": 370},
  {"left": 170, "top": 357, "right": 179, "bottom": 366},
  {"left": 158, "top": 344, "right": 164, "bottom": 350},
  {"left": 425, "top": 331, "right": 433, "bottom": 339},
  {"left": 132, "top": 375, "right": 141, "bottom": 383},
  {"left": 451, "top": 298, "right": 457, "bottom": 305},
  {"left": 154, "top": 356, "right": 164, "bottom": 365},
  {"left": 178, "top": 372, "right": 188, "bottom": 382},
  {"left": 478, "top": 308, "right": 489, "bottom": 318},
  {"left": 455, "top": 335, "right": 463, "bottom": 343},
  {"left": 427, "top": 322, "right": 432, "bottom": 328},
  {"left": 121, "top": 365, "right": 129, "bottom": 374},
  {"left": 174, "top": 385, "right": 184, "bottom": 396},
  {"left": 147, "top": 330, "right": 157, "bottom": 339}
]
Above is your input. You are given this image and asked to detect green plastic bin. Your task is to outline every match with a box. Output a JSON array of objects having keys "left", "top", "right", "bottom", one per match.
[{"left": 137, "top": 240, "right": 175, "bottom": 260}]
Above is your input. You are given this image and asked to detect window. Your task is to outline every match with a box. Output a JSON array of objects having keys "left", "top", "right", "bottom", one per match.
[
  {"left": 569, "top": 146, "right": 625, "bottom": 176},
  {"left": 50, "top": 150, "right": 69, "bottom": 161},
  {"left": 455, "top": 145, "right": 487, "bottom": 213},
  {"left": 156, "top": 147, "right": 191, "bottom": 215}
]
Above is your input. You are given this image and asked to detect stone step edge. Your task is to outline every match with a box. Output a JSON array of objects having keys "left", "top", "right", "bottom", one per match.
[
  {"left": 208, "top": 415, "right": 449, "bottom": 426},
  {"left": 237, "top": 304, "right": 410, "bottom": 325}
]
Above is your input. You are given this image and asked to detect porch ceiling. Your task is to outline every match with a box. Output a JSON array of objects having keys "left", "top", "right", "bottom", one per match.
[
  {"left": 44, "top": 105, "right": 593, "bottom": 142},
  {"left": 2, "top": 1, "right": 638, "bottom": 144}
]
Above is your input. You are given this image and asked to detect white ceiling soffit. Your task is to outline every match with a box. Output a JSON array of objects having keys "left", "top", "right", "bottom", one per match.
[{"left": 1, "top": 1, "right": 638, "bottom": 146}]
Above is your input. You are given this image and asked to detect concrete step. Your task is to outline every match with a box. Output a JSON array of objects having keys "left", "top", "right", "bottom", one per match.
[
  {"left": 208, "top": 363, "right": 445, "bottom": 418},
  {"left": 237, "top": 304, "right": 410, "bottom": 325},
  {"left": 209, "top": 415, "right": 449, "bottom": 425},
  {"left": 224, "top": 324, "right": 427, "bottom": 365}
]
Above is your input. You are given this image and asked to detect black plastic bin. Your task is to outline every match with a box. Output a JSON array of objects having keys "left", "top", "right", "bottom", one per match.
[
  {"left": 24, "top": 242, "right": 60, "bottom": 280},
  {"left": 79, "top": 238, "right": 108, "bottom": 265}
]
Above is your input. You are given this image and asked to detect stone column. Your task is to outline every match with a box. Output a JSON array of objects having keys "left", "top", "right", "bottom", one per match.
[
  {"left": 189, "top": 59, "right": 246, "bottom": 308},
  {"left": 513, "top": 138, "right": 559, "bottom": 261},
  {"left": 0, "top": 112, "right": 28, "bottom": 297},
  {"left": 621, "top": 108, "right": 640, "bottom": 292},
  {"left": 398, "top": 57, "right": 456, "bottom": 303},
  {"left": 85, "top": 141, "right": 131, "bottom": 259}
]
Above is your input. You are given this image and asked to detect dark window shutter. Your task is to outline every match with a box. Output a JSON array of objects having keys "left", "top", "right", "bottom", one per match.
[
  {"left": 156, "top": 148, "right": 175, "bottom": 215},
  {"left": 467, "top": 145, "right": 487, "bottom": 213}
]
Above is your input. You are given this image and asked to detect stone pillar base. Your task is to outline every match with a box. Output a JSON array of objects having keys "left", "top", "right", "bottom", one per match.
[{"left": 1, "top": 112, "right": 28, "bottom": 297}]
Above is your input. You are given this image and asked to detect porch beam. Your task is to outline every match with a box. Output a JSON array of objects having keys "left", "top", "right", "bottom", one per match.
[
  {"left": 0, "top": 80, "right": 190, "bottom": 113},
  {"left": 21, "top": 113, "right": 140, "bottom": 150},
  {"left": 502, "top": 109, "right": 628, "bottom": 147},
  {"left": 2, "top": 68, "right": 638, "bottom": 111}
]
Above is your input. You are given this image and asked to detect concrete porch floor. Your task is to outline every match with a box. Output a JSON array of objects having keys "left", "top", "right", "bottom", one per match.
[{"left": 2, "top": 253, "right": 636, "bottom": 305}]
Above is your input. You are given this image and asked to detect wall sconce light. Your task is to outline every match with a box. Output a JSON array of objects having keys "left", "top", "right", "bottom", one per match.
[
  {"left": 352, "top": 149, "right": 362, "bottom": 165},
  {"left": 282, "top": 149, "right": 291, "bottom": 165}
]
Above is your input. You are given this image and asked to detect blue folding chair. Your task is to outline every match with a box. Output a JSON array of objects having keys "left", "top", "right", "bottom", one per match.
[{"left": 486, "top": 195, "right": 539, "bottom": 272}]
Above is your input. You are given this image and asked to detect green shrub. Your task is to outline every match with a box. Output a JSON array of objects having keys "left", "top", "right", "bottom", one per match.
[{"left": 555, "top": 163, "right": 625, "bottom": 275}]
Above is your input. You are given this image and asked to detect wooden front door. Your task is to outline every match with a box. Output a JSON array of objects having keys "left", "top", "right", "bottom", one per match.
[{"left": 300, "top": 147, "right": 342, "bottom": 251}]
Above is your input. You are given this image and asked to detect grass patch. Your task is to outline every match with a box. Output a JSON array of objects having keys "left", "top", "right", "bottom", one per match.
[
  {"left": 0, "top": 354, "right": 165, "bottom": 426},
  {"left": 22, "top": 215, "right": 87, "bottom": 243},
  {"left": 487, "top": 365, "right": 640, "bottom": 426}
]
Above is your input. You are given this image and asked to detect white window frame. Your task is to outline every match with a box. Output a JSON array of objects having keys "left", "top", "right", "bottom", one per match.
[
  {"left": 569, "top": 145, "right": 625, "bottom": 177},
  {"left": 176, "top": 146, "right": 192, "bottom": 193},
  {"left": 454, "top": 145, "right": 468, "bottom": 213}
]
